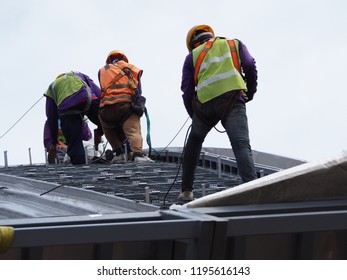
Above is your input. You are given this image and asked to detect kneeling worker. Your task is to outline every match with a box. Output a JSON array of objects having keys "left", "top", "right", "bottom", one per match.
[{"left": 98, "top": 50, "right": 153, "bottom": 163}]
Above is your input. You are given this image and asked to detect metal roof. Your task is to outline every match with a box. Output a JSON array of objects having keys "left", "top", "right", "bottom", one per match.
[
  {"left": 0, "top": 148, "right": 284, "bottom": 218},
  {"left": 2, "top": 148, "right": 347, "bottom": 260}
]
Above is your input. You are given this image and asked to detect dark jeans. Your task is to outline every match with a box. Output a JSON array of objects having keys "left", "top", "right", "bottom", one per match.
[
  {"left": 60, "top": 100, "right": 101, "bottom": 165},
  {"left": 181, "top": 94, "right": 256, "bottom": 191}
]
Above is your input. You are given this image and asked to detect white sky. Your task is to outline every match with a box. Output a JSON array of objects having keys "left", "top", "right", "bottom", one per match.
[{"left": 0, "top": 0, "right": 346, "bottom": 166}]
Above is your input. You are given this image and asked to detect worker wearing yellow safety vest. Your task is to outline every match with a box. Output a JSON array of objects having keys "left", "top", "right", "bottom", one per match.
[
  {"left": 179, "top": 25, "right": 258, "bottom": 202},
  {"left": 98, "top": 50, "right": 153, "bottom": 163},
  {"left": 44, "top": 71, "right": 104, "bottom": 165}
]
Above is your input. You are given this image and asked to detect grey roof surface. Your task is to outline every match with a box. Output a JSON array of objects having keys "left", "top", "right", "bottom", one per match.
[
  {"left": 0, "top": 171, "right": 158, "bottom": 219},
  {"left": 2, "top": 149, "right": 346, "bottom": 261},
  {"left": 0, "top": 148, "right": 297, "bottom": 219},
  {"left": 1, "top": 161, "right": 238, "bottom": 198}
]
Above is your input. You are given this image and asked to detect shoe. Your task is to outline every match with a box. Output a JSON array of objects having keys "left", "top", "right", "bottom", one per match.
[
  {"left": 134, "top": 155, "right": 154, "bottom": 163},
  {"left": 178, "top": 191, "right": 194, "bottom": 202},
  {"left": 111, "top": 154, "right": 126, "bottom": 163},
  {"left": 105, "top": 149, "right": 114, "bottom": 161},
  {"left": 127, "top": 152, "right": 134, "bottom": 161}
]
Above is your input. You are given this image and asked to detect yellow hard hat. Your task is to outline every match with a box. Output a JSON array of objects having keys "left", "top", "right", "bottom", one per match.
[
  {"left": 186, "top": 24, "right": 214, "bottom": 51},
  {"left": 106, "top": 50, "right": 128, "bottom": 64},
  {"left": 56, "top": 73, "right": 66, "bottom": 79}
]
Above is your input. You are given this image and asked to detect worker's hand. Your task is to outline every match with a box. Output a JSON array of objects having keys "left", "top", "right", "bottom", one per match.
[
  {"left": 94, "top": 128, "right": 103, "bottom": 150},
  {"left": 241, "top": 90, "right": 249, "bottom": 102},
  {"left": 48, "top": 144, "right": 57, "bottom": 164}
]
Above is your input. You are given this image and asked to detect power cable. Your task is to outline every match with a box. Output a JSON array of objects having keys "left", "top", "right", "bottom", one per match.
[
  {"left": 159, "top": 116, "right": 225, "bottom": 209},
  {"left": 161, "top": 122, "right": 192, "bottom": 209},
  {"left": 0, "top": 96, "right": 44, "bottom": 140}
]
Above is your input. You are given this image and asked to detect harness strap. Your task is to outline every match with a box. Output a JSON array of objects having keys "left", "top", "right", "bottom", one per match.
[
  {"left": 194, "top": 38, "right": 216, "bottom": 85},
  {"left": 228, "top": 40, "right": 241, "bottom": 73},
  {"left": 192, "top": 90, "right": 241, "bottom": 128},
  {"left": 220, "top": 90, "right": 241, "bottom": 122},
  {"left": 102, "top": 64, "right": 134, "bottom": 93},
  {"left": 102, "top": 72, "right": 124, "bottom": 92},
  {"left": 192, "top": 39, "right": 243, "bottom": 127}
]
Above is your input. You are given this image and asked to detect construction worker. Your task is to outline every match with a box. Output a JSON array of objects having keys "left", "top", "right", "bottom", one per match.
[
  {"left": 179, "top": 25, "right": 258, "bottom": 202},
  {"left": 44, "top": 71, "right": 104, "bottom": 165},
  {"left": 98, "top": 50, "right": 153, "bottom": 163}
]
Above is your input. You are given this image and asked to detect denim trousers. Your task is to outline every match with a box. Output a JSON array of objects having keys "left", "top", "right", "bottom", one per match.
[
  {"left": 181, "top": 94, "right": 257, "bottom": 192},
  {"left": 60, "top": 100, "right": 101, "bottom": 165}
]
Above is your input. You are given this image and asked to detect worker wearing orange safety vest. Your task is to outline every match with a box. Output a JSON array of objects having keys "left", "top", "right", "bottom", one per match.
[
  {"left": 98, "top": 50, "right": 153, "bottom": 163},
  {"left": 99, "top": 59, "right": 142, "bottom": 107},
  {"left": 178, "top": 25, "right": 258, "bottom": 202}
]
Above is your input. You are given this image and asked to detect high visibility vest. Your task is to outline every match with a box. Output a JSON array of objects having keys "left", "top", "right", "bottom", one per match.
[
  {"left": 192, "top": 37, "right": 247, "bottom": 104},
  {"left": 99, "top": 60, "right": 142, "bottom": 108},
  {"left": 44, "top": 71, "right": 86, "bottom": 106}
]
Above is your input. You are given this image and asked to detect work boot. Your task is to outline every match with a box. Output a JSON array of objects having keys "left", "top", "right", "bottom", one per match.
[
  {"left": 111, "top": 154, "right": 126, "bottom": 163},
  {"left": 127, "top": 152, "right": 134, "bottom": 161},
  {"left": 133, "top": 152, "right": 154, "bottom": 163},
  {"left": 178, "top": 190, "right": 194, "bottom": 202}
]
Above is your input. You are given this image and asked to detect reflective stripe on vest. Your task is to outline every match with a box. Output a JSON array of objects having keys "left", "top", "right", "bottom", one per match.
[
  {"left": 99, "top": 94, "right": 132, "bottom": 106},
  {"left": 99, "top": 61, "right": 142, "bottom": 108},
  {"left": 193, "top": 38, "right": 247, "bottom": 104}
]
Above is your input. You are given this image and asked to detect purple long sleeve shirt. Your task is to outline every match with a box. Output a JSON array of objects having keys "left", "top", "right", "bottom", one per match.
[
  {"left": 45, "top": 71, "right": 101, "bottom": 145},
  {"left": 181, "top": 39, "right": 258, "bottom": 117}
]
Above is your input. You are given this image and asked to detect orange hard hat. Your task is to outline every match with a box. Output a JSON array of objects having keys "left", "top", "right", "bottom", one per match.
[
  {"left": 186, "top": 24, "right": 214, "bottom": 51},
  {"left": 106, "top": 50, "right": 128, "bottom": 64}
]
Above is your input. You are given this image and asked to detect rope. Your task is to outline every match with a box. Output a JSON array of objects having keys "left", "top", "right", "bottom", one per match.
[
  {"left": 161, "top": 123, "right": 192, "bottom": 209},
  {"left": 161, "top": 116, "right": 190, "bottom": 151},
  {"left": 0, "top": 96, "right": 44, "bottom": 140},
  {"left": 144, "top": 108, "right": 161, "bottom": 158}
]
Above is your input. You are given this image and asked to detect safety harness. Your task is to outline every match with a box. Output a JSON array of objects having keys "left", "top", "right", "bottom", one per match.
[
  {"left": 101, "top": 63, "right": 151, "bottom": 154},
  {"left": 192, "top": 38, "right": 243, "bottom": 127},
  {"left": 102, "top": 64, "right": 135, "bottom": 94},
  {"left": 194, "top": 38, "right": 241, "bottom": 85},
  {"left": 101, "top": 64, "right": 146, "bottom": 116}
]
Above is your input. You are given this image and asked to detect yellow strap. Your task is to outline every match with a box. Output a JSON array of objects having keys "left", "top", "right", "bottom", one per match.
[{"left": 0, "top": 226, "right": 14, "bottom": 254}]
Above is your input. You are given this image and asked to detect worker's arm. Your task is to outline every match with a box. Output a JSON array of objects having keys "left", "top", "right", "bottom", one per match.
[
  {"left": 181, "top": 53, "right": 195, "bottom": 118},
  {"left": 239, "top": 40, "right": 258, "bottom": 101},
  {"left": 45, "top": 97, "right": 58, "bottom": 146},
  {"left": 76, "top": 71, "right": 102, "bottom": 100}
]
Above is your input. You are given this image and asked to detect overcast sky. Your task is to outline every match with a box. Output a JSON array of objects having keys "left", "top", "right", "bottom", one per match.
[{"left": 0, "top": 0, "right": 346, "bottom": 166}]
